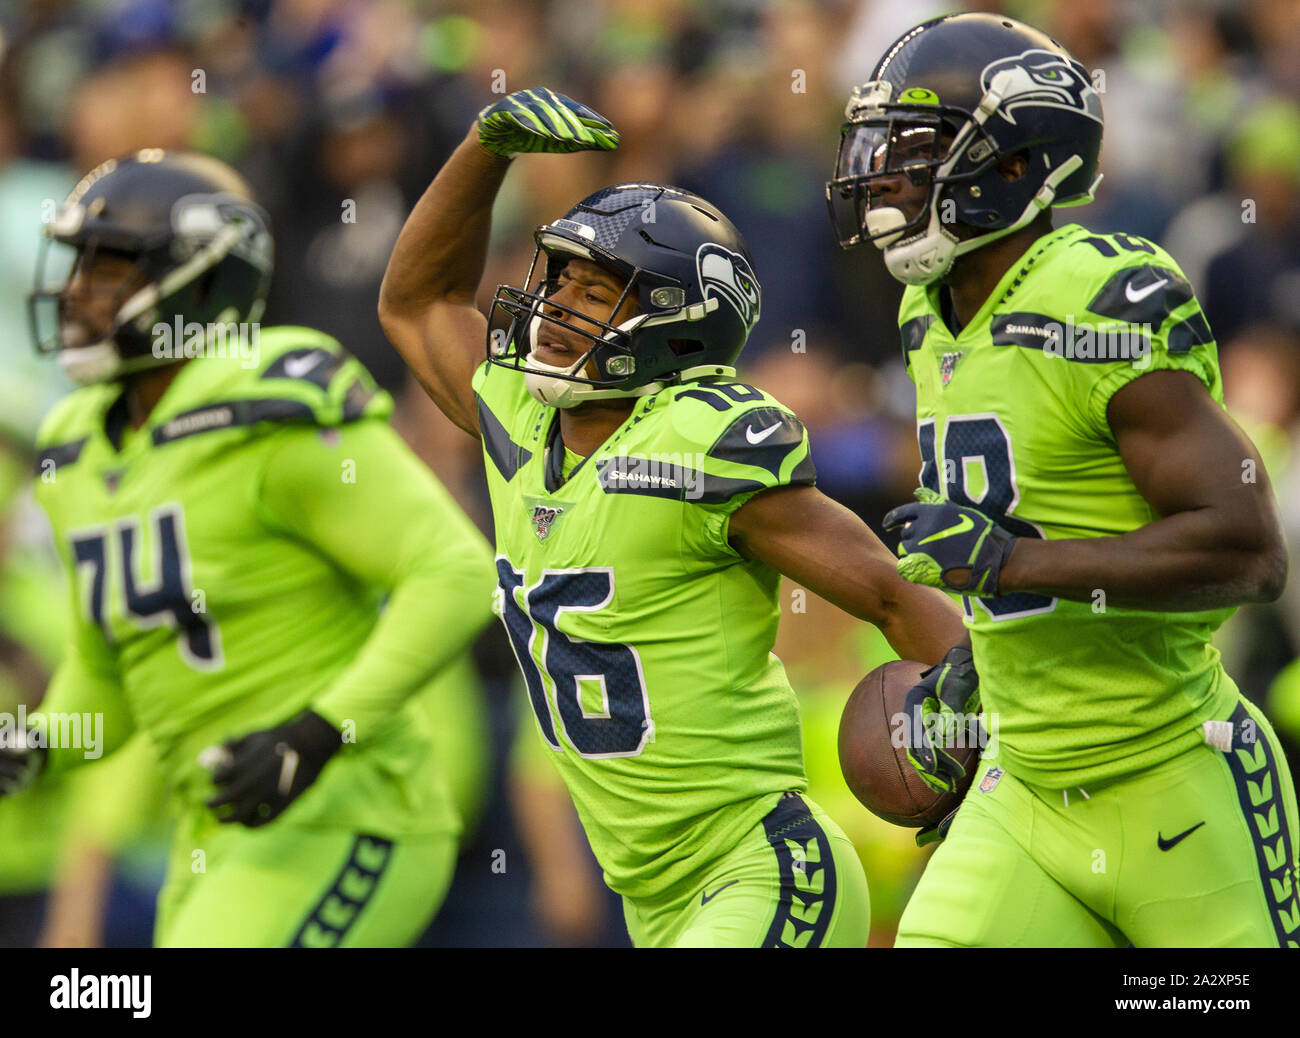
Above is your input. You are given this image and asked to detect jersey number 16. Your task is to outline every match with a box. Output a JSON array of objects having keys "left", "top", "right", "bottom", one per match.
[{"left": 496, "top": 560, "right": 653, "bottom": 759}]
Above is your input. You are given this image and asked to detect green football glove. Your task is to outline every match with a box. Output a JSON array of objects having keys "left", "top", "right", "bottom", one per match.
[
  {"left": 902, "top": 644, "right": 980, "bottom": 796},
  {"left": 477, "top": 88, "right": 620, "bottom": 159},
  {"left": 883, "top": 488, "right": 1018, "bottom": 596}
]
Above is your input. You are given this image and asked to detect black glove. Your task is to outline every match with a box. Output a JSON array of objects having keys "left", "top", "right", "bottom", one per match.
[
  {"left": 204, "top": 711, "right": 342, "bottom": 827},
  {"left": 916, "top": 806, "right": 960, "bottom": 848},
  {"left": 902, "top": 644, "right": 981, "bottom": 795},
  {"left": 0, "top": 728, "right": 46, "bottom": 796},
  {"left": 883, "top": 489, "right": 1018, "bottom": 597}
]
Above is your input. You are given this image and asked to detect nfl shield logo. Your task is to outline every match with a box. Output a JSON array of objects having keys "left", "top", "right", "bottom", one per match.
[
  {"left": 531, "top": 504, "right": 564, "bottom": 542},
  {"left": 940, "top": 351, "right": 962, "bottom": 386},
  {"left": 978, "top": 766, "right": 1005, "bottom": 793},
  {"left": 103, "top": 469, "right": 123, "bottom": 494}
]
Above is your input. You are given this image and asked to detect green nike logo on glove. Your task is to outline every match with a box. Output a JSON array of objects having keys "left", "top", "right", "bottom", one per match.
[{"left": 919, "top": 513, "right": 974, "bottom": 544}]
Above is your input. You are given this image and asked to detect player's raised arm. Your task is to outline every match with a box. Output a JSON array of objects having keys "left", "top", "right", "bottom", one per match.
[
  {"left": 727, "top": 484, "right": 967, "bottom": 664},
  {"left": 379, "top": 89, "right": 619, "bottom": 435}
]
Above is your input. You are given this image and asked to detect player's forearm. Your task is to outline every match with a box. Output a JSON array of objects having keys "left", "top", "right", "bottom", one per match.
[
  {"left": 872, "top": 580, "right": 970, "bottom": 663},
  {"left": 379, "top": 126, "right": 512, "bottom": 314},
  {"left": 806, "top": 554, "right": 967, "bottom": 664},
  {"left": 1000, "top": 509, "right": 1288, "bottom": 611},
  {"left": 37, "top": 653, "right": 135, "bottom": 776},
  {"left": 732, "top": 486, "right": 966, "bottom": 663}
]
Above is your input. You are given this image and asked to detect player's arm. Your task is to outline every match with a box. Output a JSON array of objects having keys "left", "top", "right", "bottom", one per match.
[
  {"left": 727, "top": 484, "right": 967, "bottom": 664},
  {"left": 262, "top": 420, "right": 496, "bottom": 735},
  {"left": 206, "top": 420, "right": 496, "bottom": 827},
  {"left": 378, "top": 89, "right": 619, "bottom": 436},
  {"left": 2, "top": 586, "right": 137, "bottom": 790},
  {"left": 997, "top": 369, "right": 1287, "bottom": 609}
]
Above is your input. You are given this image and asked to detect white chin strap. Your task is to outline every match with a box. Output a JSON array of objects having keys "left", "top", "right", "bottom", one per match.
[
  {"left": 521, "top": 315, "right": 662, "bottom": 409},
  {"left": 875, "top": 153, "right": 1085, "bottom": 286},
  {"left": 58, "top": 341, "right": 125, "bottom": 386}
]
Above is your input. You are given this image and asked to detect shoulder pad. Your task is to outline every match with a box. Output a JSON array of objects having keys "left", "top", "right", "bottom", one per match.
[
  {"left": 659, "top": 380, "right": 816, "bottom": 500},
  {"left": 35, "top": 385, "right": 112, "bottom": 452},
  {"left": 1052, "top": 230, "right": 1199, "bottom": 324},
  {"left": 150, "top": 326, "right": 392, "bottom": 446},
  {"left": 240, "top": 325, "right": 390, "bottom": 426},
  {"left": 706, "top": 405, "right": 810, "bottom": 481}
]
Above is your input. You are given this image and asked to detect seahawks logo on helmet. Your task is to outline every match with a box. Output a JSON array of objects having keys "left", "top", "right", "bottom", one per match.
[
  {"left": 696, "top": 243, "right": 760, "bottom": 330},
  {"left": 980, "top": 49, "right": 1102, "bottom": 126},
  {"left": 171, "top": 192, "right": 273, "bottom": 271}
]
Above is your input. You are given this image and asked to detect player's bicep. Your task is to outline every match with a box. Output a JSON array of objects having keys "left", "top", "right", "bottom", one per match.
[
  {"left": 379, "top": 298, "right": 485, "bottom": 436},
  {"left": 1109, "top": 370, "right": 1270, "bottom": 515}
]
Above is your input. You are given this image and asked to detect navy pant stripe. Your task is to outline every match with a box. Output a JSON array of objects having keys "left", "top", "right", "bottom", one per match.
[{"left": 761, "top": 793, "right": 838, "bottom": 948}]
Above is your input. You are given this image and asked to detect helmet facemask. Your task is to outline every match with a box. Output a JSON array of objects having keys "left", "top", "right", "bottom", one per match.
[
  {"left": 827, "top": 70, "right": 1101, "bottom": 285},
  {"left": 488, "top": 236, "right": 696, "bottom": 409},
  {"left": 30, "top": 189, "right": 272, "bottom": 386}
]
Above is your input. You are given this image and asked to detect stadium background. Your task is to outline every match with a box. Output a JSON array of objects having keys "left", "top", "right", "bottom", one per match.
[{"left": 0, "top": 0, "right": 1298, "bottom": 947}]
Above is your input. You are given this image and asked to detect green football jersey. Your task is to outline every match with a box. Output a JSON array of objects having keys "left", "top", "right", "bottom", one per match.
[
  {"left": 899, "top": 223, "right": 1238, "bottom": 788},
  {"left": 473, "top": 361, "right": 816, "bottom": 900},
  {"left": 34, "top": 327, "right": 492, "bottom": 837}
]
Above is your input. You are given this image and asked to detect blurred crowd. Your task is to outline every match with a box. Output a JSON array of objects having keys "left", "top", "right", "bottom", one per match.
[{"left": 1, "top": 0, "right": 1299, "bottom": 947}]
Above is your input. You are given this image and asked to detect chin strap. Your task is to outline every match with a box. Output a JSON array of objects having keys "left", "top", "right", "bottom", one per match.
[
  {"left": 950, "top": 153, "right": 1085, "bottom": 261},
  {"left": 879, "top": 66, "right": 1092, "bottom": 286}
]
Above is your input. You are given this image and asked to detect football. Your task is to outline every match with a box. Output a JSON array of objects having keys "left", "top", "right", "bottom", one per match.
[{"left": 838, "top": 659, "right": 980, "bottom": 828}]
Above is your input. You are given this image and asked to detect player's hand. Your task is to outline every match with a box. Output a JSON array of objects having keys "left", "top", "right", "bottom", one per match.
[
  {"left": 915, "top": 806, "right": 959, "bottom": 848},
  {"left": 0, "top": 728, "right": 46, "bottom": 796},
  {"left": 203, "top": 711, "right": 342, "bottom": 827},
  {"left": 902, "top": 644, "right": 979, "bottom": 795},
  {"left": 477, "top": 88, "right": 620, "bottom": 159},
  {"left": 883, "top": 488, "right": 1017, "bottom": 596}
]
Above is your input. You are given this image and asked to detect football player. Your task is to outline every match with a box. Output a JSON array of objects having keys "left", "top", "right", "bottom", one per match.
[
  {"left": 4, "top": 150, "right": 495, "bottom": 946},
  {"left": 829, "top": 12, "right": 1299, "bottom": 946},
  {"left": 378, "top": 88, "right": 968, "bottom": 947}
]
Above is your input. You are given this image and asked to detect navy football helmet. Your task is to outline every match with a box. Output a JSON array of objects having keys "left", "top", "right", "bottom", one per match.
[
  {"left": 827, "top": 12, "right": 1103, "bottom": 285},
  {"left": 30, "top": 150, "right": 273, "bottom": 385},
  {"left": 488, "top": 183, "right": 761, "bottom": 408}
]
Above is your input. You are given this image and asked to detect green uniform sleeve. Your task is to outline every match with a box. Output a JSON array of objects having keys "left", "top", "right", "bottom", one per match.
[
  {"left": 1074, "top": 248, "right": 1222, "bottom": 437},
  {"left": 60, "top": 732, "right": 167, "bottom": 852},
  {"left": 39, "top": 592, "right": 136, "bottom": 776},
  {"left": 255, "top": 418, "right": 496, "bottom": 740},
  {"left": 683, "top": 393, "right": 818, "bottom": 559}
]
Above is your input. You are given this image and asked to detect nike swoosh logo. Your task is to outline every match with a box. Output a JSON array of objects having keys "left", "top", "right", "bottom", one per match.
[
  {"left": 745, "top": 422, "right": 781, "bottom": 445},
  {"left": 284, "top": 352, "right": 323, "bottom": 378},
  {"left": 1125, "top": 278, "right": 1168, "bottom": 304},
  {"left": 1157, "top": 821, "right": 1204, "bottom": 851},
  {"left": 700, "top": 879, "right": 739, "bottom": 905},
  {"left": 919, "top": 513, "right": 974, "bottom": 544}
]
